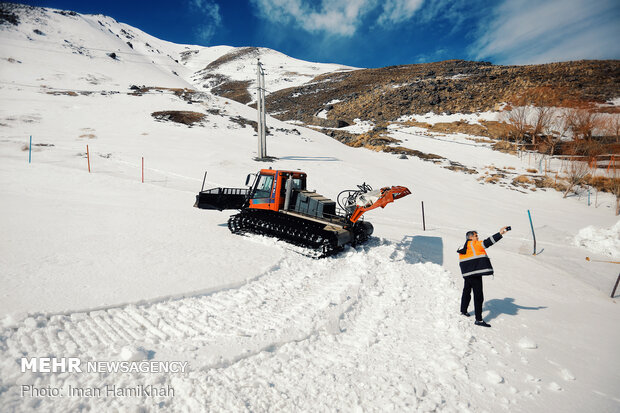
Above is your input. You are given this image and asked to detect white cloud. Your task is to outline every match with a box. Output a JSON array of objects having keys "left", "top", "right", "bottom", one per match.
[
  {"left": 472, "top": 0, "right": 620, "bottom": 64},
  {"left": 190, "top": 0, "right": 223, "bottom": 42},
  {"left": 251, "top": 0, "right": 375, "bottom": 36},
  {"left": 251, "top": 0, "right": 438, "bottom": 36},
  {"left": 377, "top": 0, "right": 425, "bottom": 25}
]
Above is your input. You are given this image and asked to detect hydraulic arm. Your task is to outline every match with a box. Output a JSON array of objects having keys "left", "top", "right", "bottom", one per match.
[{"left": 348, "top": 186, "right": 412, "bottom": 223}]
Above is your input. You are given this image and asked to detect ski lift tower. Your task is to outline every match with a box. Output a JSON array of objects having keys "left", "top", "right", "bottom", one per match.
[{"left": 256, "top": 59, "right": 267, "bottom": 160}]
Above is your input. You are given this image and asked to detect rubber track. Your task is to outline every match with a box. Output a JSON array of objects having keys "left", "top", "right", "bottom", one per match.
[{"left": 228, "top": 209, "right": 344, "bottom": 258}]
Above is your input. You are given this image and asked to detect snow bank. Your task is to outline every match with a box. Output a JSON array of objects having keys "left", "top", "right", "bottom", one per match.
[{"left": 573, "top": 220, "right": 620, "bottom": 259}]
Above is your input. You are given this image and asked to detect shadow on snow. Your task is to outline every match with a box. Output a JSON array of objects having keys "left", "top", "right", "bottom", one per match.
[
  {"left": 483, "top": 297, "right": 547, "bottom": 322},
  {"left": 395, "top": 235, "right": 444, "bottom": 265}
]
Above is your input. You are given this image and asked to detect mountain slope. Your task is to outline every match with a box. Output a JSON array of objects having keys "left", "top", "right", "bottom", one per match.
[
  {"left": 0, "top": 2, "right": 352, "bottom": 98},
  {"left": 265, "top": 59, "right": 620, "bottom": 127},
  {"left": 0, "top": 4, "right": 619, "bottom": 413},
  {"left": 0, "top": 2, "right": 193, "bottom": 90},
  {"left": 189, "top": 46, "right": 355, "bottom": 104}
]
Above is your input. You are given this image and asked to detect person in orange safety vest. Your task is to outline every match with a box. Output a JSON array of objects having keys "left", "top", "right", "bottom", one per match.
[{"left": 457, "top": 227, "right": 509, "bottom": 327}]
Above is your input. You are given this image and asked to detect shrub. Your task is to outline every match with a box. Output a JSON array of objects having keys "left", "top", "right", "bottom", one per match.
[{"left": 513, "top": 175, "right": 533, "bottom": 185}]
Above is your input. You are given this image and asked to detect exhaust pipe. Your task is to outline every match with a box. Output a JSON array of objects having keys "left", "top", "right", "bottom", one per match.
[{"left": 284, "top": 175, "right": 293, "bottom": 210}]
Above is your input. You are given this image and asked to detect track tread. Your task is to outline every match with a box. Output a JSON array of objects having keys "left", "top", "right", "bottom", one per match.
[{"left": 227, "top": 209, "right": 346, "bottom": 258}]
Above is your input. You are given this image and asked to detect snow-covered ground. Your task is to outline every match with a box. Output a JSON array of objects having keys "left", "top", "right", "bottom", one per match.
[
  {"left": 1, "top": 4, "right": 619, "bottom": 413},
  {"left": 397, "top": 110, "right": 502, "bottom": 125},
  {"left": 574, "top": 221, "right": 620, "bottom": 258}
]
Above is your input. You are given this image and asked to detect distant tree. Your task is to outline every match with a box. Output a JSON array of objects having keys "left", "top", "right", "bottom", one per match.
[
  {"left": 504, "top": 92, "right": 532, "bottom": 154},
  {"left": 563, "top": 159, "right": 589, "bottom": 198},
  {"left": 601, "top": 115, "right": 620, "bottom": 143},
  {"left": 529, "top": 86, "right": 561, "bottom": 147},
  {"left": 505, "top": 86, "right": 561, "bottom": 150},
  {"left": 566, "top": 107, "right": 600, "bottom": 141},
  {"left": 541, "top": 112, "right": 565, "bottom": 155},
  {"left": 555, "top": 110, "right": 573, "bottom": 140}
]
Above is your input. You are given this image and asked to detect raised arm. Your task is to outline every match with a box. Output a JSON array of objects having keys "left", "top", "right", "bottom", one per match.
[{"left": 483, "top": 227, "right": 508, "bottom": 248}]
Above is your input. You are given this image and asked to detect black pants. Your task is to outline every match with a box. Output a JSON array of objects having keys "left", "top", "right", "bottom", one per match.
[{"left": 461, "top": 275, "right": 484, "bottom": 321}]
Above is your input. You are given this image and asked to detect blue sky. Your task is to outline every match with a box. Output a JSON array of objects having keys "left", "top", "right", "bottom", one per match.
[{"left": 22, "top": 0, "right": 620, "bottom": 68}]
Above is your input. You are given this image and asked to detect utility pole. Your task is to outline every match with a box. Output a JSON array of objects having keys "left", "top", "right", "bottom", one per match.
[{"left": 256, "top": 59, "right": 267, "bottom": 160}]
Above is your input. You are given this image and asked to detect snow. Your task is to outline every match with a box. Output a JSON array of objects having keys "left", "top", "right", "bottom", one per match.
[
  {"left": 397, "top": 110, "right": 501, "bottom": 125},
  {"left": 518, "top": 337, "right": 538, "bottom": 349},
  {"left": 316, "top": 108, "right": 328, "bottom": 119},
  {"left": 1, "top": 4, "right": 620, "bottom": 413},
  {"left": 574, "top": 221, "right": 620, "bottom": 258},
  {"left": 339, "top": 118, "right": 375, "bottom": 134}
]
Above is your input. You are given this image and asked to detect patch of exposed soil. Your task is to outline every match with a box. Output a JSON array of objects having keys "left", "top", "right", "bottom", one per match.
[
  {"left": 321, "top": 127, "right": 445, "bottom": 162},
  {"left": 228, "top": 116, "right": 272, "bottom": 135},
  {"left": 229, "top": 115, "right": 257, "bottom": 131},
  {"left": 443, "top": 161, "right": 478, "bottom": 174},
  {"left": 46, "top": 91, "right": 79, "bottom": 96},
  {"left": 205, "top": 47, "right": 259, "bottom": 70},
  {"left": 151, "top": 111, "right": 206, "bottom": 126},
  {"left": 129, "top": 86, "right": 209, "bottom": 106},
  {"left": 212, "top": 80, "right": 252, "bottom": 104}
]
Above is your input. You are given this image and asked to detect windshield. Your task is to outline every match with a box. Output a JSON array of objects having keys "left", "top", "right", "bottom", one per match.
[{"left": 252, "top": 175, "right": 274, "bottom": 199}]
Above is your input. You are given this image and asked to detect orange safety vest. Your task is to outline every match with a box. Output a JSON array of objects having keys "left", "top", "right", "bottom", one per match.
[
  {"left": 458, "top": 239, "right": 495, "bottom": 277},
  {"left": 459, "top": 240, "right": 487, "bottom": 260}
]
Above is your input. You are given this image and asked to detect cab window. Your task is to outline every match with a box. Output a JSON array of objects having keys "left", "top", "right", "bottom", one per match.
[
  {"left": 279, "top": 177, "right": 305, "bottom": 195},
  {"left": 291, "top": 178, "right": 304, "bottom": 189},
  {"left": 252, "top": 175, "right": 274, "bottom": 199}
]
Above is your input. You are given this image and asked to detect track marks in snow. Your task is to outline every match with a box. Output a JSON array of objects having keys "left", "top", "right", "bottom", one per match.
[{"left": 0, "top": 240, "right": 558, "bottom": 411}]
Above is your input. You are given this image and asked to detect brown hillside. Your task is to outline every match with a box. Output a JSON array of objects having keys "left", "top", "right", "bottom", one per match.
[{"left": 261, "top": 60, "right": 619, "bottom": 126}]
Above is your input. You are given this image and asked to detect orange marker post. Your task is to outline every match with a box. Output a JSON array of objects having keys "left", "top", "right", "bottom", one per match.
[{"left": 86, "top": 145, "right": 91, "bottom": 173}]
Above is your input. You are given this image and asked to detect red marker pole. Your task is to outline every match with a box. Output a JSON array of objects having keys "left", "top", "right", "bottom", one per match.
[
  {"left": 86, "top": 145, "right": 91, "bottom": 173},
  {"left": 141, "top": 157, "right": 144, "bottom": 183}
]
